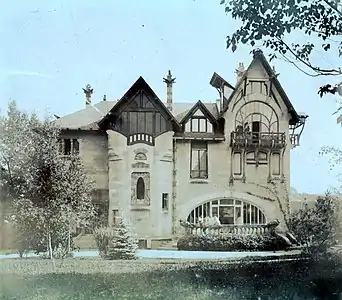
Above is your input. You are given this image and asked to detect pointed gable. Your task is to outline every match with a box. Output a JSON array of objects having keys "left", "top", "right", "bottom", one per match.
[
  {"left": 221, "top": 50, "right": 301, "bottom": 125},
  {"left": 179, "top": 101, "right": 219, "bottom": 134},
  {"left": 180, "top": 100, "right": 218, "bottom": 124},
  {"left": 98, "top": 76, "right": 181, "bottom": 134}
]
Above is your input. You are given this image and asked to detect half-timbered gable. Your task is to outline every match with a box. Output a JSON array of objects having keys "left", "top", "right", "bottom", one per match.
[{"left": 98, "top": 77, "right": 181, "bottom": 146}]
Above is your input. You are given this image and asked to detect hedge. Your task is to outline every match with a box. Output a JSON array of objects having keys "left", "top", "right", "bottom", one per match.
[{"left": 177, "top": 233, "right": 291, "bottom": 252}]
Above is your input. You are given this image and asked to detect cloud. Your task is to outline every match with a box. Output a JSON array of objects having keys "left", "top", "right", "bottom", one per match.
[{"left": 7, "top": 70, "right": 53, "bottom": 79}]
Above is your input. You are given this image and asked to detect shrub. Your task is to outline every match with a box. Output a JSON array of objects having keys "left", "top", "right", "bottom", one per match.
[
  {"left": 288, "top": 192, "right": 340, "bottom": 256},
  {"left": 94, "top": 219, "right": 138, "bottom": 260},
  {"left": 177, "top": 233, "right": 289, "bottom": 252},
  {"left": 94, "top": 227, "right": 113, "bottom": 258}
]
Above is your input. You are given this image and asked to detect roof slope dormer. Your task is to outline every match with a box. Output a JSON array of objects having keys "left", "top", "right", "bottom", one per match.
[
  {"left": 180, "top": 100, "right": 218, "bottom": 125},
  {"left": 174, "top": 100, "right": 224, "bottom": 141}
]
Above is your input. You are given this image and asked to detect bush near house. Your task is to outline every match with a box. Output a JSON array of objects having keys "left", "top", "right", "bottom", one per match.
[
  {"left": 177, "top": 232, "right": 291, "bottom": 252},
  {"left": 288, "top": 193, "right": 341, "bottom": 258},
  {"left": 94, "top": 219, "right": 138, "bottom": 260}
]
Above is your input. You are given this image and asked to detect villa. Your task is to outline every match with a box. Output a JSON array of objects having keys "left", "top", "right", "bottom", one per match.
[{"left": 53, "top": 49, "right": 308, "bottom": 249}]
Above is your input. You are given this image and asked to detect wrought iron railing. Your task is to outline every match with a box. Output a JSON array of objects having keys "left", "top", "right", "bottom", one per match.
[
  {"left": 289, "top": 133, "right": 300, "bottom": 148},
  {"left": 230, "top": 131, "right": 286, "bottom": 149}
]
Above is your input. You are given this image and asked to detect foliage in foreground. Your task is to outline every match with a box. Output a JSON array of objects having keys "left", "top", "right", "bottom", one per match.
[
  {"left": 1, "top": 258, "right": 342, "bottom": 299},
  {"left": 0, "top": 100, "right": 95, "bottom": 259},
  {"left": 94, "top": 219, "right": 138, "bottom": 260},
  {"left": 177, "top": 232, "right": 291, "bottom": 252},
  {"left": 289, "top": 192, "right": 340, "bottom": 256},
  {"left": 220, "top": 0, "right": 342, "bottom": 102}
]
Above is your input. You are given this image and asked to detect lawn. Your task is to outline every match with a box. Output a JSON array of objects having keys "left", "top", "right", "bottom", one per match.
[{"left": 1, "top": 257, "right": 342, "bottom": 299}]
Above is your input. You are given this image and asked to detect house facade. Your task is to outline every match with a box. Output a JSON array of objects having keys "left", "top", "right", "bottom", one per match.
[{"left": 54, "top": 50, "right": 307, "bottom": 247}]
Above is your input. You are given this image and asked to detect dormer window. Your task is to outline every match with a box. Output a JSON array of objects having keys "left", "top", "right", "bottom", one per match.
[
  {"left": 186, "top": 117, "right": 213, "bottom": 133},
  {"left": 58, "top": 138, "right": 79, "bottom": 155}
]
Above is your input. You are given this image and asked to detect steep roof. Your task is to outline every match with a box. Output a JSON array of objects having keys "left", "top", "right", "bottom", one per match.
[
  {"left": 221, "top": 49, "right": 301, "bottom": 125},
  {"left": 54, "top": 52, "right": 303, "bottom": 130},
  {"left": 98, "top": 76, "right": 181, "bottom": 129},
  {"left": 179, "top": 100, "right": 218, "bottom": 124},
  {"left": 54, "top": 99, "right": 219, "bottom": 131}
]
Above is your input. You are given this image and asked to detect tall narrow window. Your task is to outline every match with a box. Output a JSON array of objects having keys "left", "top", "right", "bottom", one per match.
[
  {"left": 113, "top": 209, "right": 119, "bottom": 226},
  {"left": 252, "top": 121, "right": 260, "bottom": 132},
  {"left": 162, "top": 193, "right": 169, "bottom": 211},
  {"left": 199, "top": 118, "right": 207, "bottom": 132},
  {"left": 64, "top": 139, "right": 71, "bottom": 155},
  {"left": 58, "top": 139, "right": 63, "bottom": 154},
  {"left": 252, "top": 121, "right": 260, "bottom": 140},
  {"left": 136, "top": 177, "right": 145, "bottom": 200},
  {"left": 72, "top": 139, "right": 79, "bottom": 155},
  {"left": 190, "top": 141, "right": 208, "bottom": 179},
  {"left": 191, "top": 118, "right": 199, "bottom": 132}
]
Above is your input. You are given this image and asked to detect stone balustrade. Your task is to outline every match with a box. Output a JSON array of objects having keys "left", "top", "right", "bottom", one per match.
[{"left": 179, "top": 219, "right": 280, "bottom": 236}]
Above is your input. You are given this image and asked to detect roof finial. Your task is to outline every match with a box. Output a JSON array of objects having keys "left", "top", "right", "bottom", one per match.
[
  {"left": 253, "top": 48, "right": 263, "bottom": 58},
  {"left": 235, "top": 63, "right": 245, "bottom": 82},
  {"left": 83, "top": 84, "right": 93, "bottom": 106},
  {"left": 163, "top": 70, "right": 176, "bottom": 112}
]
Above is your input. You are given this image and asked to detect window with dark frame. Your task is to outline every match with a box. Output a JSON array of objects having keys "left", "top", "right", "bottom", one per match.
[
  {"left": 72, "top": 139, "right": 79, "bottom": 155},
  {"left": 64, "top": 139, "right": 71, "bottom": 155},
  {"left": 252, "top": 121, "right": 261, "bottom": 140},
  {"left": 136, "top": 177, "right": 145, "bottom": 200},
  {"left": 190, "top": 141, "right": 208, "bottom": 179},
  {"left": 113, "top": 209, "right": 119, "bottom": 225},
  {"left": 58, "top": 138, "right": 80, "bottom": 156},
  {"left": 190, "top": 117, "right": 208, "bottom": 133},
  {"left": 162, "top": 193, "right": 169, "bottom": 211}
]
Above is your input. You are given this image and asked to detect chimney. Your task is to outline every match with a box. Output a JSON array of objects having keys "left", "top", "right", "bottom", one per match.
[
  {"left": 163, "top": 70, "right": 176, "bottom": 112},
  {"left": 83, "top": 84, "right": 93, "bottom": 107},
  {"left": 235, "top": 63, "right": 245, "bottom": 83}
]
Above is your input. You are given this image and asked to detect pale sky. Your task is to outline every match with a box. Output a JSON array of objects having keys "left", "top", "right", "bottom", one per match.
[{"left": 0, "top": 0, "right": 341, "bottom": 194}]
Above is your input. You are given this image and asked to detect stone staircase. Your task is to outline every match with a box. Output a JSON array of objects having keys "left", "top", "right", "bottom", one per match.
[{"left": 74, "top": 234, "right": 96, "bottom": 250}]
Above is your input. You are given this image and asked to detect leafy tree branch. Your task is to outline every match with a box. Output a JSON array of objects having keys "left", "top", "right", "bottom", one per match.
[{"left": 221, "top": 0, "right": 342, "bottom": 97}]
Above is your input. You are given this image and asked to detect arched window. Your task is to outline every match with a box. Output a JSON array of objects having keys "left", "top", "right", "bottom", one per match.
[
  {"left": 235, "top": 101, "right": 279, "bottom": 133},
  {"left": 186, "top": 199, "right": 266, "bottom": 225},
  {"left": 136, "top": 177, "right": 145, "bottom": 200}
]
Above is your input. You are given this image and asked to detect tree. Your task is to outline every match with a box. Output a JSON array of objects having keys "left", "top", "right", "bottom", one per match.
[
  {"left": 288, "top": 193, "right": 340, "bottom": 256},
  {"left": 107, "top": 219, "right": 138, "bottom": 260},
  {"left": 0, "top": 100, "right": 95, "bottom": 259},
  {"left": 221, "top": 0, "right": 342, "bottom": 99},
  {"left": 94, "top": 219, "right": 138, "bottom": 260}
]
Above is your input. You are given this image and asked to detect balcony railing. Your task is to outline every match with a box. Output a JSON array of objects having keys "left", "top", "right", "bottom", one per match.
[
  {"left": 179, "top": 219, "right": 280, "bottom": 236},
  {"left": 289, "top": 133, "right": 300, "bottom": 148},
  {"left": 230, "top": 131, "right": 286, "bottom": 149}
]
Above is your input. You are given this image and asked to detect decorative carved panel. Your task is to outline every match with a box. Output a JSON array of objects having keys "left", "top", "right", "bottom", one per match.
[
  {"left": 134, "top": 148, "right": 148, "bottom": 154},
  {"left": 135, "top": 152, "right": 147, "bottom": 160},
  {"left": 131, "top": 172, "right": 150, "bottom": 206},
  {"left": 131, "top": 162, "right": 150, "bottom": 168}
]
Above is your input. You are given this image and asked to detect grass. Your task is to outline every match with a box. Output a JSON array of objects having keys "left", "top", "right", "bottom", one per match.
[
  {"left": 1, "top": 257, "right": 342, "bottom": 299},
  {"left": 0, "top": 249, "right": 15, "bottom": 255}
]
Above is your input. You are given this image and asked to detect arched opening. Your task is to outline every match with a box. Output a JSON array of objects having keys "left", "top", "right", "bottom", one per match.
[
  {"left": 235, "top": 101, "right": 279, "bottom": 133},
  {"left": 186, "top": 198, "right": 266, "bottom": 225},
  {"left": 136, "top": 177, "right": 145, "bottom": 200}
]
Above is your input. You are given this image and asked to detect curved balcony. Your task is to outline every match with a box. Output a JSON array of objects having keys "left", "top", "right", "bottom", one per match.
[{"left": 230, "top": 131, "right": 286, "bottom": 150}]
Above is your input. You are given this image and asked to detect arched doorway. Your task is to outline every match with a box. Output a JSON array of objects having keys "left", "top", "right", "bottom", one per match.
[{"left": 186, "top": 198, "right": 266, "bottom": 225}]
